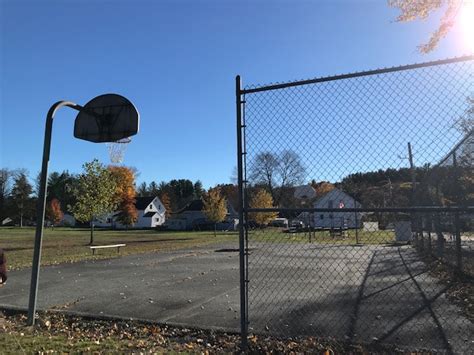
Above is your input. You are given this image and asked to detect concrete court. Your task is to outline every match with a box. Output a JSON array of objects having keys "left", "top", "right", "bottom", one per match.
[{"left": 0, "top": 242, "right": 472, "bottom": 353}]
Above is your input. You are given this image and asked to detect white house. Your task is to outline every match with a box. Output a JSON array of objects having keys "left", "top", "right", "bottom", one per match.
[
  {"left": 95, "top": 196, "right": 166, "bottom": 229},
  {"left": 166, "top": 199, "right": 239, "bottom": 231},
  {"left": 313, "top": 188, "right": 362, "bottom": 229}
]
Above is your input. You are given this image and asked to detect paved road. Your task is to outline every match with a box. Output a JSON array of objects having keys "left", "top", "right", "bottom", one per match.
[
  {"left": 0, "top": 243, "right": 472, "bottom": 353},
  {"left": 0, "top": 244, "right": 242, "bottom": 330}
]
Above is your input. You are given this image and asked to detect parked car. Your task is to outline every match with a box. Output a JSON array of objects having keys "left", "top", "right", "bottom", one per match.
[{"left": 269, "top": 218, "right": 289, "bottom": 228}]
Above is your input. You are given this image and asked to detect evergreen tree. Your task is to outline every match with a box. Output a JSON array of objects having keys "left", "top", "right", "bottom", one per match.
[
  {"left": 11, "top": 172, "right": 33, "bottom": 227},
  {"left": 148, "top": 181, "right": 160, "bottom": 196},
  {"left": 0, "top": 168, "right": 13, "bottom": 222},
  {"left": 137, "top": 182, "right": 148, "bottom": 197},
  {"left": 193, "top": 180, "right": 204, "bottom": 199}
]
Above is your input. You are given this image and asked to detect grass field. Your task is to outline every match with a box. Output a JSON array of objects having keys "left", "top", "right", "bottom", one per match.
[
  {"left": 0, "top": 227, "right": 395, "bottom": 270},
  {"left": 0, "top": 227, "right": 237, "bottom": 270},
  {"left": 250, "top": 228, "right": 396, "bottom": 244}
]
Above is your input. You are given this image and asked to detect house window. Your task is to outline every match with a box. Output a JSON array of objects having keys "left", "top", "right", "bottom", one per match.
[
  {"left": 320, "top": 214, "right": 324, "bottom": 219},
  {"left": 149, "top": 204, "right": 153, "bottom": 210}
]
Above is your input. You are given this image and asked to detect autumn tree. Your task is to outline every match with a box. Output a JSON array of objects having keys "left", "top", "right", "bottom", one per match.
[
  {"left": 311, "top": 181, "right": 336, "bottom": 198},
  {"left": 388, "top": 0, "right": 464, "bottom": 53},
  {"left": 11, "top": 171, "right": 33, "bottom": 227},
  {"left": 72, "top": 160, "right": 117, "bottom": 245},
  {"left": 202, "top": 188, "right": 227, "bottom": 237},
  {"left": 109, "top": 166, "right": 138, "bottom": 228},
  {"left": 249, "top": 189, "right": 278, "bottom": 226},
  {"left": 47, "top": 198, "right": 64, "bottom": 226},
  {"left": 159, "top": 192, "right": 172, "bottom": 218},
  {"left": 215, "top": 184, "right": 239, "bottom": 211}
]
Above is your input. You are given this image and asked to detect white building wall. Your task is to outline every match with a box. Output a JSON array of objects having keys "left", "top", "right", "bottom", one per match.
[
  {"left": 313, "top": 189, "right": 362, "bottom": 229},
  {"left": 94, "top": 196, "right": 166, "bottom": 229}
]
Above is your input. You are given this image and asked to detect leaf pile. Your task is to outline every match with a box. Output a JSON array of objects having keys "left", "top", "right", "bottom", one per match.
[
  {"left": 423, "top": 258, "right": 474, "bottom": 321},
  {"left": 0, "top": 310, "right": 403, "bottom": 354}
]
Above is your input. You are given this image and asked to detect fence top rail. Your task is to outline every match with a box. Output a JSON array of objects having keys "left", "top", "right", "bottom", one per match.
[
  {"left": 436, "top": 129, "right": 474, "bottom": 167},
  {"left": 246, "top": 206, "right": 474, "bottom": 213},
  {"left": 240, "top": 55, "right": 474, "bottom": 95}
]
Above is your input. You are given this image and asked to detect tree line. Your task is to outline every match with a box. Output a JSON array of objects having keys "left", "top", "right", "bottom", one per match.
[{"left": 1, "top": 137, "right": 471, "bottom": 233}]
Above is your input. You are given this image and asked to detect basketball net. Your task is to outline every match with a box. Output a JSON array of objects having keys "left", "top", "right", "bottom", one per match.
[{"left": 106, "top": 137, "right": 131, "bottom": 164}]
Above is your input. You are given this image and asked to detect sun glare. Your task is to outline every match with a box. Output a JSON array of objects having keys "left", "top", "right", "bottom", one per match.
[{"left": 458, "top": 2, "right": 474, "bottom": 52}]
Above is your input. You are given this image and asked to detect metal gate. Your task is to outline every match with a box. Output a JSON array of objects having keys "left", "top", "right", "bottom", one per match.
[{"left": 236, "top": 56, "right": 473, "bottom": 353}]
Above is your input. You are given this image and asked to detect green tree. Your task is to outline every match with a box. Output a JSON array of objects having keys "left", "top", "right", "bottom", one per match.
[
  {"left": 46, "top": 171, "right": 78, "bottom": 211},
  {"left": 148, "top": 181, "right": 160, "bottom": 196},
  {"left": 137, "top": 182, "right": 148, "bottom": 197},
  {"left": 169, "top": 179, "right": 195, "bottom": 209},
  {"left": 249, "top": 189, "right": 278, "bottom": 226},
  {"left": 0, "top": 168, "right": 13, "bottom": 222},
  {"left": 193, "top": 180, "right": 204, "bottom": 199},
  {"left": 202, "top": 187, "right": 227, "bottom": 237},
  {"left": 11, "top": 172, "right": 33, "bottom": 227},
  {"left": 388, "top": 0, "right": 463, "bottom": 53},
  {"left": 72, "top": 160, "right": 117, "bottom": 245}
]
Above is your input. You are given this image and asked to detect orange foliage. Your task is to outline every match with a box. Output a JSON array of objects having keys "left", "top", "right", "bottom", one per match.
[
  {"left": 159, "top": 192, "right": 172, "bottom": 218},
  {"left": 49, "top": 198, "right": 64, "bottom": 226},
  {"left": 311, "top": 181, "right": 336, "bottom": 198},
  {"left": 109, "top": 166, "right": 138, "bottom": 226}
]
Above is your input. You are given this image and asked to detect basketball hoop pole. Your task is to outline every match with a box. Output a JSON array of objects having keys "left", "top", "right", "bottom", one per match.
[
  {"left": 27, "top": 101, "right": 82, "bottom": 326},
  {"left": 27, "top": 94, "right": 139, "bottom": 326}
]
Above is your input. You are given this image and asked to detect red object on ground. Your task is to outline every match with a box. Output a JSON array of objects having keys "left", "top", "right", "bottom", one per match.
[{"left": 0, "top": 248, "right": 7, "bottom": 284}]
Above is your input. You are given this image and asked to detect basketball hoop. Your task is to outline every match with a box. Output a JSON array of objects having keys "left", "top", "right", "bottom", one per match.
[{"left": 106, "top": 137, "right": 131, "bottom": 164}]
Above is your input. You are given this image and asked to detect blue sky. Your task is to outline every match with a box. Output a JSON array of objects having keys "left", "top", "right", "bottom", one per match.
[{"left": 0, "top": 0, "right": 471, "bottom": 188}]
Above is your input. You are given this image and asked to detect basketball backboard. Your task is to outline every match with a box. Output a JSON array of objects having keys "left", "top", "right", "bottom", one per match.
[{"left": 74, "top": 94, "right": 139, "bottom": 143}]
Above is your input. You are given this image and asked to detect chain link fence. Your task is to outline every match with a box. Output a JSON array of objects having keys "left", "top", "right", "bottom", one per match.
[{"left": 236, "top": 56, "right": 473, "bottom": 353}]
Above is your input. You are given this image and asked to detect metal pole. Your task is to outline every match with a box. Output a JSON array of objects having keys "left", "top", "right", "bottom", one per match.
[
  {"left": 354, "top": 198, "right": 359, "bottom": 244},
  {"left": 408, "top": 143, "right": 415, "bottom": 194},
  {"left": 27, "top": 101, "right": 80, "bottom": 326},
  {"left": 427, "top": 214, "right": 432, "bottom": 255},
  {"left": 452, "top": 151, "right": 462, "bottom": 273},
  {"left": 236, "top": 75, "right": 248, "bottom": 350},
  {"left": 454, "top": 212, "right": 462, "bottom": 272},
  {"left": 407, "top": 142, "right": 418, "bottom": 244}
]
